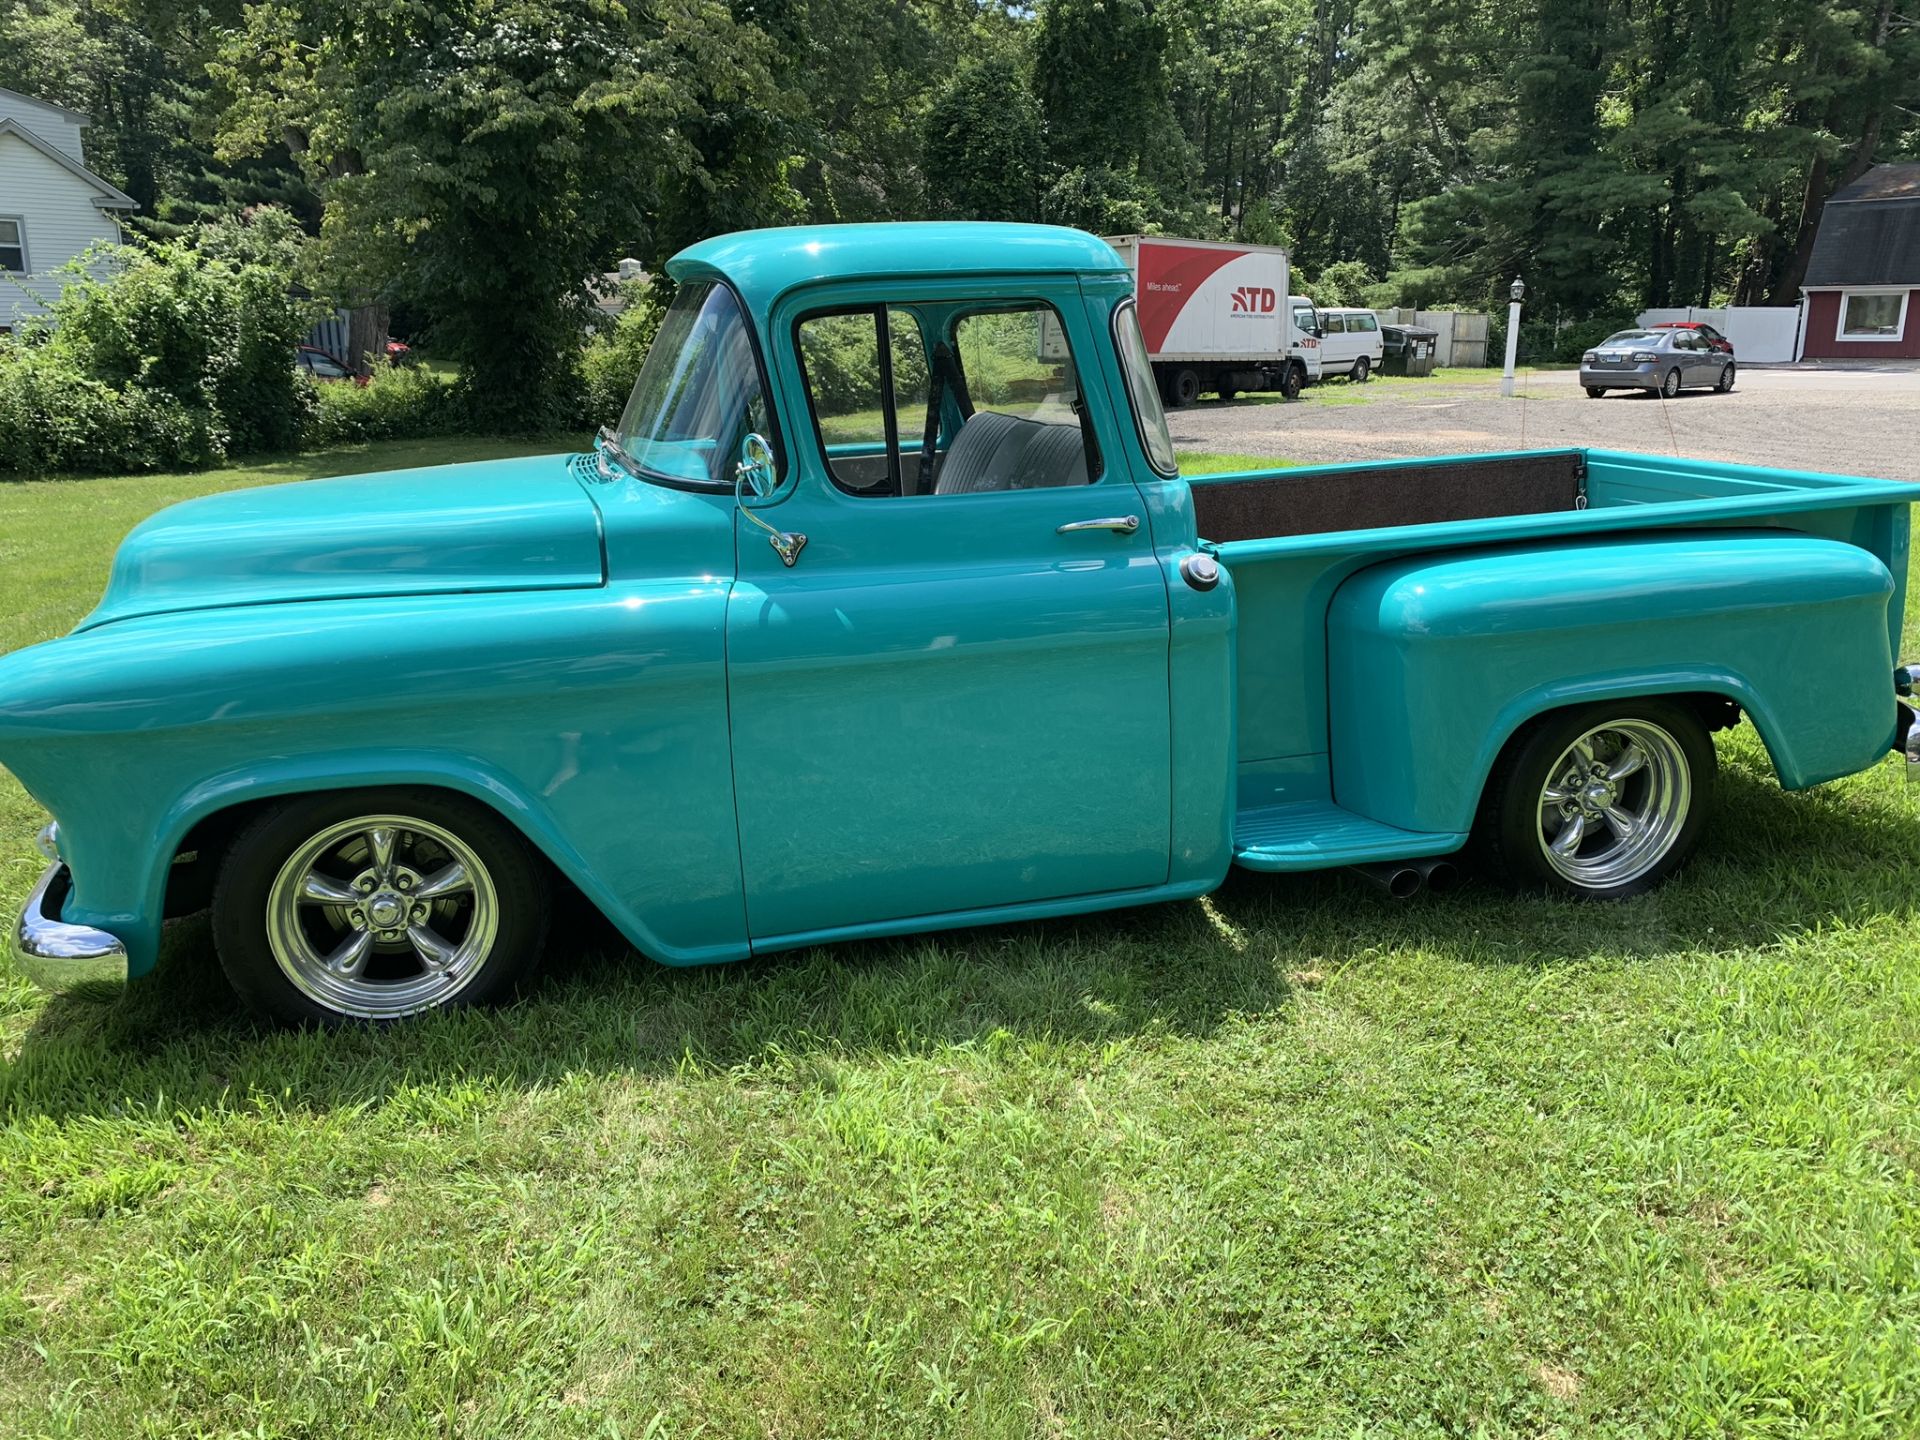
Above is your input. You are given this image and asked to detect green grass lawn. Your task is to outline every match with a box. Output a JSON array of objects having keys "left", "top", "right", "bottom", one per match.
[{"left": 3, "top": 442, "right": 1919, "bottom": 1437}]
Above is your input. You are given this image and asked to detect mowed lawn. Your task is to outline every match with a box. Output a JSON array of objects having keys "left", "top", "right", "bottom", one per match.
[{"left": 2, "top": 441, "right": 1918, "bottom": 1439}]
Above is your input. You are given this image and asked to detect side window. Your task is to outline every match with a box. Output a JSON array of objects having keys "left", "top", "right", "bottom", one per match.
[
  {"left": 1353, "top": 313, "right": 1378, "bottom": 333},
  {"left": 943, "top": 304, "right": 1099, "bottom": 494},
  {"left": 1322, "top": 312, "right": 1346, "bottom": 334},
  {"left": 797, "top": 308, "right": 928, "bottom": 496}
]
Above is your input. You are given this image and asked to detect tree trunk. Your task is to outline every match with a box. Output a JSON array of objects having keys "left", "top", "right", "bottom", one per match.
[{"left": 345, "top": 305, "right": 391, "bottom": 378}]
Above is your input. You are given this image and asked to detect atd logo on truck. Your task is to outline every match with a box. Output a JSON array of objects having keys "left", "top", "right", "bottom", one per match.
[{"left": 1230, "top": 286, "right": 1278, "bottom": 315}]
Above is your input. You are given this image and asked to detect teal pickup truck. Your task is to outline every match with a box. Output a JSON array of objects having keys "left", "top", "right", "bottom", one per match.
[{"left": 6, "top": 223, "right": 1918, "bottom": 1025}]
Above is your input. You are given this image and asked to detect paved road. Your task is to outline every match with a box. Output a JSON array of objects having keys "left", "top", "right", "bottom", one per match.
[{"left": 1169, "top": 364, "right": 1920, "bottom": 482}]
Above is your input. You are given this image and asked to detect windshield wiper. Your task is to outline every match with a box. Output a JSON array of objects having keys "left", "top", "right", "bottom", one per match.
[{"left": 593, "top": 425, "right": 642, "bottom": 481}]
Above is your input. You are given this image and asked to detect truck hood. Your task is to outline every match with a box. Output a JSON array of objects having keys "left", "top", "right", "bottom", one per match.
[{"left": 78, "top": 454, "right": 606, "bottom": 631}]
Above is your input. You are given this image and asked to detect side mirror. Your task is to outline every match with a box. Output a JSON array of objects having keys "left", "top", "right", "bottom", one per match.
[
  {"left": 733, "top": 432, "right": 806, "bottom": 567},
  {"left": 735, "top": 432, "right": 777, "bottom": 500}
]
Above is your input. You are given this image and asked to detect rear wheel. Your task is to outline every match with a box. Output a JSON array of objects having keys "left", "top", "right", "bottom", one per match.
[
  {"left": 1661, "top": 367, "right": 1682, "bottom": 398},
  {"left": 1167, "top": 368, "right": 1201, "bottom": 408},
  {"left": 1218, "top": 385, "right": 1238, "bottom": 403},
  {"left": 1352, "top": 356, "right": 1371, "bottom": 383},
  {"left": 212, "top": 788, "right": 549, "bottom": 1024},
  {"left": 1478, "top": 700, "right": 1714, "bottom": 900},
  {"left": 1585, "top": 385, "right": 1606, "bottom": 399},
  {"left": 1715, "top": 361, "right": 1736, "bottom": 393}
]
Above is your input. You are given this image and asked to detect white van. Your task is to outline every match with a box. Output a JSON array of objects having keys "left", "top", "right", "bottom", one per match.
[{"left": 1301, "top": 304, "right": 1385, "bottom": 382}]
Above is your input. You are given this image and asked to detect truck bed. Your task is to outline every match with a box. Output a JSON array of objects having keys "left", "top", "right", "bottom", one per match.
[{"left": 1195, "top": 448, "right": 1916, "bottom": 872}]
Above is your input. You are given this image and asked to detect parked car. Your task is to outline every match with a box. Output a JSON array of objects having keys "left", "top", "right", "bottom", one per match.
[
  {"left": 1651, "top": 320, "right": 1734, "bottom": 355},
  {"left": 1581, "top": 328, "right": 1736, "bottom": 398},
  {"left": 1310, "top": 305, "right": 1385, "bottom": 381},
  {"left": 383, "top": 339, "right": 414, "bottom": 365},
  {"left": 295, "top": 345, "right": 365, "bottom": 386},
  {"left": 8, "top": 222, "right": 1915, "bottom": 1026}
]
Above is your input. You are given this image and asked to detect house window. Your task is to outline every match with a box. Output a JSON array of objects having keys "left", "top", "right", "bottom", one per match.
[
  {"left": 0, "top": 218, "right": 25, "bottom": 274},
  {"left": 1838, "top": 290, "right": 1907, "bottom": 341}
]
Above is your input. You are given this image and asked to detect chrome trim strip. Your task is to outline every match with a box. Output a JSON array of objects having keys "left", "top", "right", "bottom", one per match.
[
  {"left": 9, "top": 862, "right": 128, "bottom": 992},
  {"left": 34, "top": 820, "right": 60, "bottom": 862}
]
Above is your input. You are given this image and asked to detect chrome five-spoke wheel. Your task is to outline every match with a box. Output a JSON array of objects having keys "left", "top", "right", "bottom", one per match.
[
  {"left": 213, "top": 789, "right": 548, "bottom": 1024},
  {"left": 1481, "top": 700, "right": 1715, "bottom": 899},
  {"left": 266, "top": 814, "right": 499, "bottom": 1018},
  {"left": 1536, "top": 720, "right": 1689, "bottom": 889}
]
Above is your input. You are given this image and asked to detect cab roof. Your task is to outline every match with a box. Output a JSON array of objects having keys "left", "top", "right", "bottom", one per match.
[{"left": 666, "top": 223, "right": 1126, "bottom": 313}]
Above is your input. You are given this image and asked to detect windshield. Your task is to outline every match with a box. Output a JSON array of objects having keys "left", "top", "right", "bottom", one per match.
[
  {"left": 612, "top": 281, "right": 771, "bottom": 488},
  {"left": 1114, "top": 300, "right": 1178, "bottom": 477}
]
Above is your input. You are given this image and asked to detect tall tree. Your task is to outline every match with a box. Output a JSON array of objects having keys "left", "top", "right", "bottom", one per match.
[{"left": 215, "top": 0, "right": 794, "bottom": 428}]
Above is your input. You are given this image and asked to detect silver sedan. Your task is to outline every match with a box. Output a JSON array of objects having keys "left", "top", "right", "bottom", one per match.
[{"left": 1581, "top": 329, "right": 1736, "bottom": 399}]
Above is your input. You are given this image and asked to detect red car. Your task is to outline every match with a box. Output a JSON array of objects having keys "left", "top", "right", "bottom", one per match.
[{"left": 1650, "top": 321, "right": 1734, "bottom": 355}]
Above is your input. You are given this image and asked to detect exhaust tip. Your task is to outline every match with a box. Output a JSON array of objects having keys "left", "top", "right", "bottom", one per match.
[
  {"left": 1385, "top": 867, "right": 1422, "bottom": 900},
  {"left": 1350, "top": 862, "right": 1425, "bottom": 899},
  {"left": 1421, "top": 860, "right": 1461, "bottom": 895}
]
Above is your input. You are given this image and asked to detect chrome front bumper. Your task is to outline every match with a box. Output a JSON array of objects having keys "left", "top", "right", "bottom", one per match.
[{"left": 10, "top": 861, "right": 128, "bottom": 992}]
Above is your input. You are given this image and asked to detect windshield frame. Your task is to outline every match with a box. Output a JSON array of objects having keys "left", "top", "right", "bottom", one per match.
[
  {"left": 608, "top": 276, "right": 785, "bottom": 494},
  {"left": 1111, "top": 298, "right": 1179, "bottom": 478}
]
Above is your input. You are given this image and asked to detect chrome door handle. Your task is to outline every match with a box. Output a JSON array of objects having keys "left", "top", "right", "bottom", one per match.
[{"left": 1056, "top": 515, "right": 1140, "bottom": 535}]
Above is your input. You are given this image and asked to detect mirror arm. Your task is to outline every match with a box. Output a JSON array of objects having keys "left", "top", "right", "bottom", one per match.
[{"left": 734, "top": 465, "right": 807, "bottom": 568}]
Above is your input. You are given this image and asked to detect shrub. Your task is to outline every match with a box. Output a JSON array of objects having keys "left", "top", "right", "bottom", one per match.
[
  {"left": 0, "top": 209, "right": 314, "bottom": 476},
  {"left": 0, "top": 344, "right": 226, "bottom": 475},
  {"left": 579, "top": 286, "right": 664, "bottom": 429},
  {"left": 303, "top": 364, "right": 464, "bottom": 447}
]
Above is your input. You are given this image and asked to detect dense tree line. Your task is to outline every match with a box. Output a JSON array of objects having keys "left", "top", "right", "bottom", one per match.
[{"left": 2, "top": 0, "right": 1914, "bottom": 429}]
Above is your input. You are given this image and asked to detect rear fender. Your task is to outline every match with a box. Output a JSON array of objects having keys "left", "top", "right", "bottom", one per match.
[{"left": 1328, "top": 531, "right": 1898, "bottom": 835}]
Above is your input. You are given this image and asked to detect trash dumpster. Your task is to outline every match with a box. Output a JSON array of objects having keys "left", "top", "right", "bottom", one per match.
[{"left": 1381, "top": 324, "right": 1440, "bottom": 377}]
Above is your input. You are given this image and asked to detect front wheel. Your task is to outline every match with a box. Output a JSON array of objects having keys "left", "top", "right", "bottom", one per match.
[
  {"left": 1280, "top": 364, "right": 1304, "bottom": 400},
  {"left": 1716, "top": 361, "right": 1736, "bottom": 393},
  {"left": 1478, "top": 701, "right": 1714, "bottom": 900},
  {"left": 212, "top": 788, "right": 549, "bottom": 1024},
  {"left": 1352, "top": 356, "right": 1371, "bottom": 383},
  {"left": 1585, "top": 385, "right": 1606, "bottom": 399}
]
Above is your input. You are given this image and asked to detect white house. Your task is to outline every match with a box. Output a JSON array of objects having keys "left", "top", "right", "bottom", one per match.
[{"left": 0, "top": 86, "right": 136, "bottom": 333}]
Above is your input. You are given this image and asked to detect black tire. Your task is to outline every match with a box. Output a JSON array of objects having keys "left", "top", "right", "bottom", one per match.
[
  {"left": 1352, "top": 356, "right": 1371, "bottom": 383},
  {"left": 1218, "top": 386, "right": 1238, "bottom": 403},
  {"left": 1280, "top": 363, "right": 1304, "bottom": 400},
  {"left": 1715, "top": 361, "right": 1736, "bottom": 393},
  {"left": 1168, "top": 368, "right": 1201, "bottom": 408},
  {"left": 1585, "top": 386, "right": 1606, "bottom": 399},
  {"left": 211, "top": 787, "right": 549, "bottom": 1025},
  {"left": 1476, "top": 699, "right": 1715, "bottom": 901},
  {"left": 1661, "top": 367, "right": 1682, "bottom": 398}
]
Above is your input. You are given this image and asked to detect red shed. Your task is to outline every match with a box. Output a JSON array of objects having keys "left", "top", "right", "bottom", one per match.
[{"left": 1800, "top": 164, "right": 1920, "bottom": 360}]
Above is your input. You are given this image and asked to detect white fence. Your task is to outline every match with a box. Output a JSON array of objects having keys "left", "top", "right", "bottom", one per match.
[
  {"left": 1635, "top": 304, "right": 1804, "bottom": 363},
  {"left": 1374, "top": 308, "right": 1490, "bottom": 367}
]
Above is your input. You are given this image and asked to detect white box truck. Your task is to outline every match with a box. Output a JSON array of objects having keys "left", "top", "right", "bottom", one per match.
[{"left": 1104, "top": 235, "right": 1321, "bottom": 407}]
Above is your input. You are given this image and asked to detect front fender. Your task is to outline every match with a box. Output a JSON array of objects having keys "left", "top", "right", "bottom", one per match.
[
  {"left": 1327, "top": 531, "right": 1897, "bottom": 835},
  {"left": 0, "top": 584, "right": 750, "bottom": 976}
]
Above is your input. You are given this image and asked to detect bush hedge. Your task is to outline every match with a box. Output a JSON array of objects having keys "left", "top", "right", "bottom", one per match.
[{"left": 0, "top": 213, "right": 313, "bottom": 477}]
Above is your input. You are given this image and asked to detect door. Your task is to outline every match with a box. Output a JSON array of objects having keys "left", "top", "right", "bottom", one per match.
[
  {"left": 725, "top": 289, "right": 1174, "bottom": 942},
  {"left": 1318, "top": 309, "right": 1354, "bottom": 368}
]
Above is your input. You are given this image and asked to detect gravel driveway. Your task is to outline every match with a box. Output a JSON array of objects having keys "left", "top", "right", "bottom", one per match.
[{"left": 1170, "top": 364, "right": 1920, "bottom": 482}]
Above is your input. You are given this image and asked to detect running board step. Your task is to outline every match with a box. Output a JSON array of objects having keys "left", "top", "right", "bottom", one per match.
[{"left": 1233, "top": 800, "right": 1465, "bottom": 873}]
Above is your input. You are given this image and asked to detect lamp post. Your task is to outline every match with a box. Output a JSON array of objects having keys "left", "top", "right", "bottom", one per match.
[{"left": 1499, "top": 275, "right": 1526, "bottom": 397}]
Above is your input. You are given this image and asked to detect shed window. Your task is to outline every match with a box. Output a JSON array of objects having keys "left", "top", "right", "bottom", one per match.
[
  {"left": 0, "top": 219, "right": 25, "bottom": 274},
  {"left": 1839, "top": 291, "right": 1906, "bottom": 340}
]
